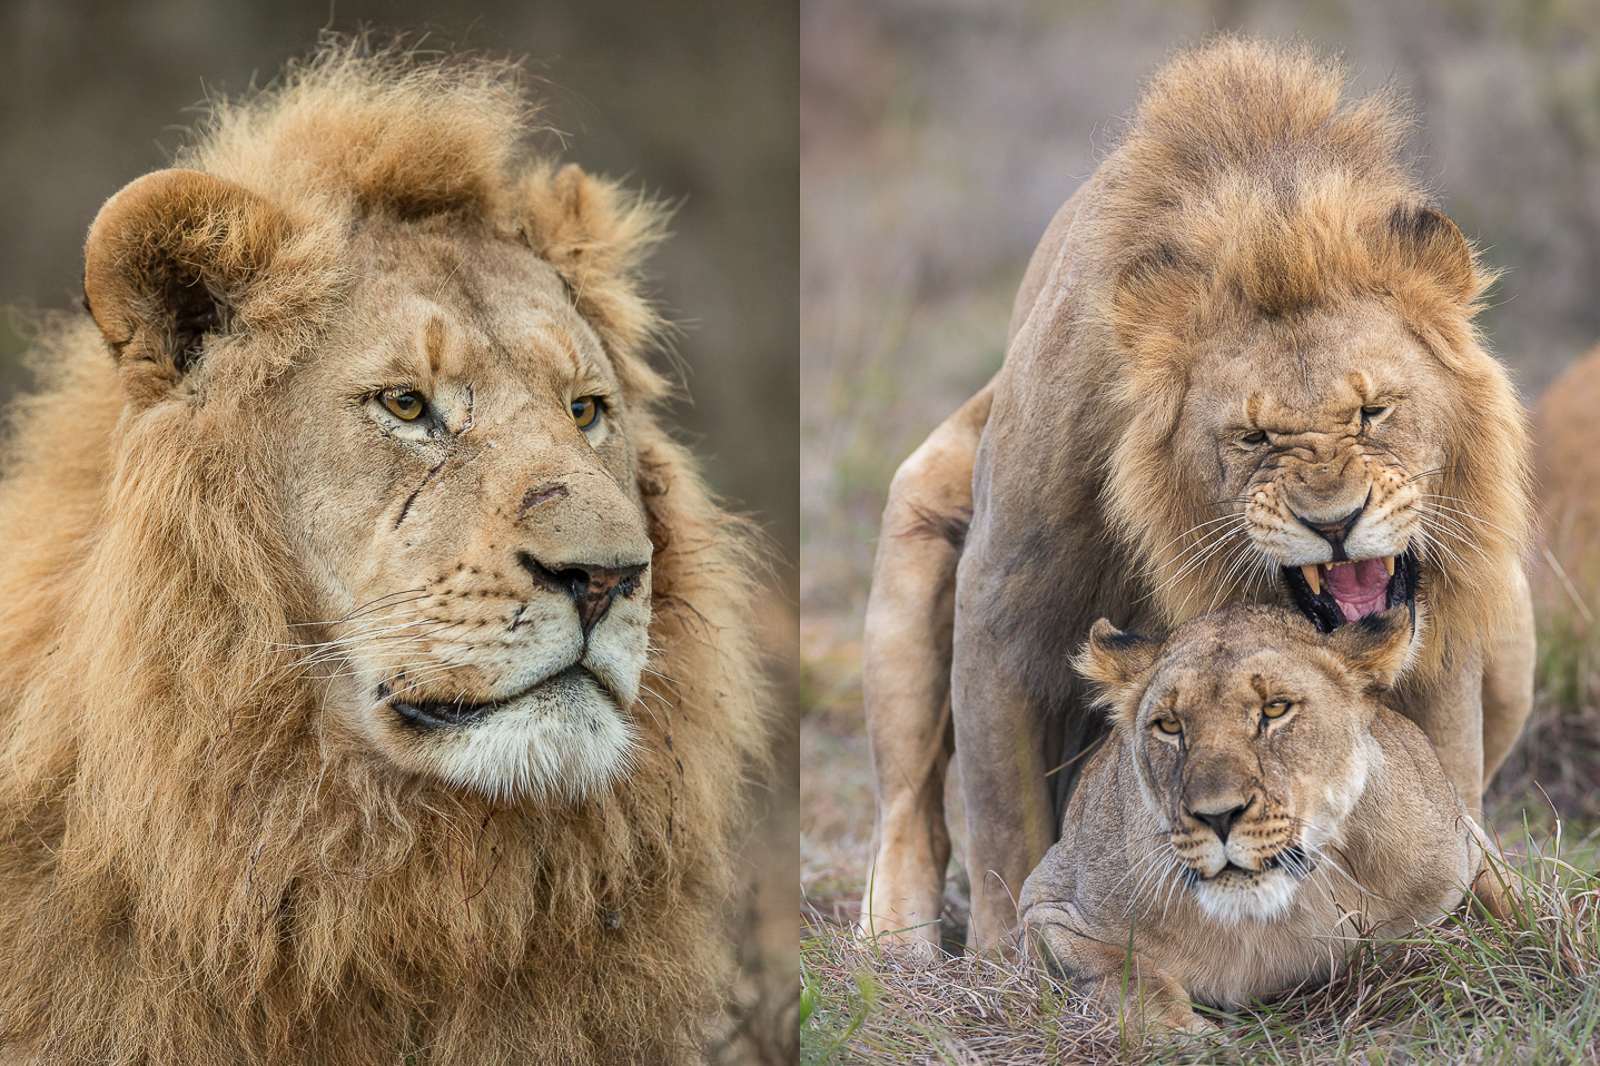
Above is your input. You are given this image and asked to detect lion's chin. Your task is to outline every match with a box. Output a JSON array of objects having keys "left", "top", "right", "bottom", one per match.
[
  {"left": 1282, "top": 545, "right": 1419, "bottom": 634},
  {"left": 395, "top": 668, "right": 640, "bottom": 804}
]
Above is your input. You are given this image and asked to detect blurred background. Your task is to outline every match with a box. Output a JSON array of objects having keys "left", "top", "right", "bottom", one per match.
[
  {"left": 802, "top": 0, "right": 1600, "bottom": 931},
  {"left": 0, "top": 2, "right": 797, "bottom": 1062}
]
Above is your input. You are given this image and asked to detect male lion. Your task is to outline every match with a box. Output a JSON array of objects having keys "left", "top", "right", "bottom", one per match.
[
  {"left": 859, "top": 38, "right": 1534, "bottom": 956},
  {"left": 0, "top": 45, "right": 763, "bottom": 1065},
  {"left": 1019, "top": 604, "right": 1506, "bottom": 1036}
]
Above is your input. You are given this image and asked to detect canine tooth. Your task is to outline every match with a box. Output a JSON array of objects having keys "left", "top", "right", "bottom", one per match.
[
  {"left": 1383, "top": 555, "right": 1396, "bottom": 577},
  {"left": 1302, "top": 564, "right": 1321, "bottom": 596}
]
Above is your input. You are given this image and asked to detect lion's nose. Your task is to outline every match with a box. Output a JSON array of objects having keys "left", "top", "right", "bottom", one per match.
[
  {"left": 1292, "top": 505, "right": 1363, "bottom": 560},
  {"left": 518, "top": 552, "right": 647, "bottom": 634},
  {"left": 1188, "top": 801, "right": 1250, "bottom": 844}
]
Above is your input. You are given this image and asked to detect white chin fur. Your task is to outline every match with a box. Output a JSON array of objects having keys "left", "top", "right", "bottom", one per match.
[
  {"left": 416, "top": 670, "right": 639, "bottom": 803},
  {"left": 1191, "top": 869, "right": 1300, "bottom": 926}
]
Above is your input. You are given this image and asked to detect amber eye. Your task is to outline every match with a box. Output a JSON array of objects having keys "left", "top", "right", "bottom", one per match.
[
  {"left": 1155, "top": 717, "right": 1183, "bottom": 735},
  {"left": 1263, "top": 699, "right": 1292, "bottom": 719},
  {"left": 1240, "top": 430, "right": 1267, "bottom": 445},
  {"left": 571, "top": 395, "right": 602, "bottom": 430},
  {"left": 381, "top": 389, "right": 427, "bottom": 422}
]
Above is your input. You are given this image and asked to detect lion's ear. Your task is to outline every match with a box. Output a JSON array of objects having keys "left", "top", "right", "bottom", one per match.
[
  {"left": 1076, "top": 619, "right": 1163, "bottom": 705},
  {"left": 1326, "top": 605, "right": 1415, "bottom": 689},
  {"left": 514, "top": 163, "right": 670, "bottom": 401},
  {"left": 85, "top": 168, "right": 291, "bottom": 406},
  {"left": 1381, "top": 205, "right": 1478, "bottom": 306},
  {"left": 1110, "top": 245, "right": 1203, "bottom": 360}
]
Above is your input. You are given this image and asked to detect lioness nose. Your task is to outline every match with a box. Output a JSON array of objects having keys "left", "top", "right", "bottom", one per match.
[
  {"left": 1189, "top": 802, "right": 1249, "bottom": 844},
  {"left": 518, "top": 552, "right": 647, "bottom": 634}
]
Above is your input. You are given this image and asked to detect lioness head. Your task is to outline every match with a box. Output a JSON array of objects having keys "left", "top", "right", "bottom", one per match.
[
  {"left": 1078, "top": 603, "right": 1414, "bottom": 924},
  {"left": 83, "top": 151, "right": 670, "bottom": 802}
]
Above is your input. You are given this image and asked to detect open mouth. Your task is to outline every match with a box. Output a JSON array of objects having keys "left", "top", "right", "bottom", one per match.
[
  {"left": 1282, "top": 546, "right": 1419, "bottom": 634},
  {"left": 381, "top": 665, "right": 591, "bottom": 729}
]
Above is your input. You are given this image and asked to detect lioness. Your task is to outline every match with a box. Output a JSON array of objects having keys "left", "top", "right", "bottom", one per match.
[
  {"left": 1019, "top": 604, "right": 1505, "bottom": 1035},
  {"left": 859, "top": 37, "right": 1534, "bottom": 955}
]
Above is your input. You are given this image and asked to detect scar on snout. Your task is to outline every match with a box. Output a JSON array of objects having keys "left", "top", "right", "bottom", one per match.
[{"left": 520, "top": 482, "right": 569, "bottom": 516}]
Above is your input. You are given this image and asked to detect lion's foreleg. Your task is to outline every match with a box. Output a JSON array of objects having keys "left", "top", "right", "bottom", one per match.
[
  {"left": 1401, "top": 648, "right": 1487, "bottom": 817},
  {"left": 858, "top": 385, "right": 993, "bottom": 956},
  {"left": 1481, "top": 564, "right": 1535, "bottom": 787},
  {"left": 1026, "top": 903, "right": 1212, "bottom": 1037}
]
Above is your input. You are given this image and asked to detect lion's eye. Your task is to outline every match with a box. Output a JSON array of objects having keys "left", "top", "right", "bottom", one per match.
[
  {"left": 1154, "top": 717, "right": 1183, "bottom": 735},
  {"left": 1240, "top": 430, "right": 1268, "bottom": 445},
  {"left": 381, "top": 389, "right": 428, "bottom": 422},
  {"left": 571, "top": 395, "right": 602, "bottom": 431},
  {"left": 1263, "top": 699, "right": 1292, "bottom": 719}
]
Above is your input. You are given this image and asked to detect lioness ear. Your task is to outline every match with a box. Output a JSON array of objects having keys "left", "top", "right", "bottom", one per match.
[
  {"left": 1326, "top": 605, "right": 1415, "bottom": 689},
  {"left": 1076, "top": 619, "right": 1163, "bottom": 702},
  {"left": 84, "top": 168, "right": 290, "bottom": 406},
  {"left": 1380, "top": 205, "right": 1478, "bottom": 307}
]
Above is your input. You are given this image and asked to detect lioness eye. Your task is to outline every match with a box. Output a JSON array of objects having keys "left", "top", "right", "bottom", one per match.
[
  {"left": 1155, "top": 717, "right": 1182, "bottom": 735},
  {"left": 1263, "top": 699, "right": 1292, "bottom": 719},
  {"left": 571, "top": 395, "right": 602, "bottom": 430},
  {"left": 1240, "top": 430, "right": 1267, "bottom": 445},
  {"left": 381, "top": 389, "right": 427, "bottom": 421}
]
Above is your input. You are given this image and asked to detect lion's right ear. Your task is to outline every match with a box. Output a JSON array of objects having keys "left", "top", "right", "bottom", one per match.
[
  {"left": 84, "top": 168, "right": 290, "bottom": 406},
  {"left": 1075, "top": 619, "right": 1163, "bottom": 706}
]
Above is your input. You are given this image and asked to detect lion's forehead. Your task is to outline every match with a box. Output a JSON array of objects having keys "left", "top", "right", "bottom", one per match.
[
  {"left": 337, "top": 228, "right": 614, "bottom": 388},
  {"left": 1189, "top": 308, "right": 1431, "bottom": 426}
]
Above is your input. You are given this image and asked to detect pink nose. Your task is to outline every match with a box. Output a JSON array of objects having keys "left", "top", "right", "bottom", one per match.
[{"left": 518, "top": 552, "right": 646, "bottom": 633}]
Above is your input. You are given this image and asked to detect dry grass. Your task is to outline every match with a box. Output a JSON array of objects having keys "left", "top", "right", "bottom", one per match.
[{"left": 803, "top": 835, "right": 1600, "bottom": 1064}]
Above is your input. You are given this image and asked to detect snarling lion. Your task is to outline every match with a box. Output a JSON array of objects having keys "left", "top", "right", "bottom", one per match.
[
  {"left": 859, "top": 38, "right": 1533, "bottom": 956},
  {"left": 0, "top": 44, "right": 763, "bottom": 1065},
  {"left": 1020, "top": 604, "right": 1505, "bottom": 1035}
]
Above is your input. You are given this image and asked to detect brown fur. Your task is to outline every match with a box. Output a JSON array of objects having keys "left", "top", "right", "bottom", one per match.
[
  {"left": 1534, "top": 340, "right": 1600, "bottom": 591},
  {"left": 0, "top": 42, "right": 763, "bottom": 1065},
  {"left": 859, "top": 37, "right": 1533, "bottom": 955},
  {"left": 1021, "top": 605, "right": 1497, "bottom": 1036}
]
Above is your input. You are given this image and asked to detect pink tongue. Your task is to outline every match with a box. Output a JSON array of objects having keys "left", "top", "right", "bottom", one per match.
[{"left": 1325, "top": 558, "right": 1391, "bottom": 623}]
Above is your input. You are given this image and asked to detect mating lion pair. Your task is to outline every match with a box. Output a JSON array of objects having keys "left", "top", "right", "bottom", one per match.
[{"left": 859, "top": 37, "right": 1535, "bottom": 1024}]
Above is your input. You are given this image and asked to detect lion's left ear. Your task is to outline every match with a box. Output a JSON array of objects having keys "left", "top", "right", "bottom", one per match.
[
  {"left": 84, "top": 168, "right": 291, "bottom": 407},
  {"left": 1379, "top": 205, "right": 1479, "bottom": 307},
  {"left": 513, "top": 163, "right": 671, "bottom": 402}
]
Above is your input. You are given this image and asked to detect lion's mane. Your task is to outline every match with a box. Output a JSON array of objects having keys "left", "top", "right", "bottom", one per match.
[
  {"left": 0, "top": 43, "right": 763, "bottom": 1065},
  {"left": 1095, "top": 38, "right": 1530, "bottom": 681}
]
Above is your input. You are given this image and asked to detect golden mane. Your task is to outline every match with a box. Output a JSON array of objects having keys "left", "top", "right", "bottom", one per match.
[
  {"left": 1097, "top": 37, "right": 1530, "bottom": 680},
  {"left": 0, "top": 42, "right": 763, "bottom": 1065}
]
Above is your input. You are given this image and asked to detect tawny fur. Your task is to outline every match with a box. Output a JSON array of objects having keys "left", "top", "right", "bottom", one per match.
[
  {"left": 1098, "top": 39, "right": 1529, "bottom": 678},
  {"left": 1020, "top": 605, "right": 1495, "bottom": 1036},
  {"left": 1534, "top": 340, "right": 1600, "bottom": 593},
  {"left": 858, "top": 36, "right": 1533, "bottom": 956},
  {"left": 0, "top": 43, "right": 763, "bottom": 1065}
]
